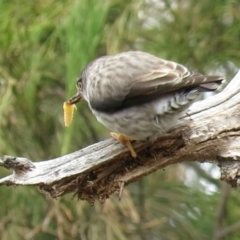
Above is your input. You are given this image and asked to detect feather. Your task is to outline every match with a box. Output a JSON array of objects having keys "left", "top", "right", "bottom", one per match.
[{"left": 81, "top": 51, "right": 224, "bottom": 113}]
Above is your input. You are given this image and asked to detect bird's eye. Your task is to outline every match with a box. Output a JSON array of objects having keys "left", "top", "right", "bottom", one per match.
[{"left": 76, "top": 78, "right": 82, "bottom": 91}]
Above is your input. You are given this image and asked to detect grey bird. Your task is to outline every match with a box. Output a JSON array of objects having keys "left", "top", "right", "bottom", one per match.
[{"left": 65, "top": 51, "right": 223, "bottom": 157}]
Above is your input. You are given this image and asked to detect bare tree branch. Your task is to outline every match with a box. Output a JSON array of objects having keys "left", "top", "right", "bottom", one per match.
[{"left": 1, "top": 71, "right": 240, "bottom": 204}]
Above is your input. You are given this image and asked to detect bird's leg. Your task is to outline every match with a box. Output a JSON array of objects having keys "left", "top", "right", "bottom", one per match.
[{"left": 110, "top": 132, "right": 137, "bottom": 158}]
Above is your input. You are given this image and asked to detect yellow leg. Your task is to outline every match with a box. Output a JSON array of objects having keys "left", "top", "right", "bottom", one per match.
[{"left": 110, "top": 132, "right": 137, "bottom": 158}]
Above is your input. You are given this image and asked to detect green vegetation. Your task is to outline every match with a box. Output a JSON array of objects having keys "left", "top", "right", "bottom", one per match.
[{"left": 0, "top": 0, "right": 239, "bottom": 239}]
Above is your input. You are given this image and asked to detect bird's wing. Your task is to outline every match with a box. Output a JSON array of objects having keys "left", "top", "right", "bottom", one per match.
[
  {"left": 88, "top": 51, "right": 223, "bottom": 112},
  {"left": 128, "top": 59, "right": 190, "bottom": 97},
  {"left": 129, "top": 70, "right": 223, "bottom": 97}
]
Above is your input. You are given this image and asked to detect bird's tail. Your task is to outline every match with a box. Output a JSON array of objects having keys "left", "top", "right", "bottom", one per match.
[{"left": 188, "top": 74, "right": 224, "bottom": 92}]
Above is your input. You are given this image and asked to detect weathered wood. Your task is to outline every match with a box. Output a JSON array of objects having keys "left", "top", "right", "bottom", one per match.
[{"left": 1, "top": 70, "right": 240, "bottom": 204}]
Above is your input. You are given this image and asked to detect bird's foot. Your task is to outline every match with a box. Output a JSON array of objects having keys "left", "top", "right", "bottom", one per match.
[{"left": 110, "top": 132, "right": 137, "bottom": 158}]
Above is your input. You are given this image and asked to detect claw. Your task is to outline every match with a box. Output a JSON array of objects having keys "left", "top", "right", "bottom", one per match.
[{"left": 110, "top": 132, "right": 137, "bottom": 158}]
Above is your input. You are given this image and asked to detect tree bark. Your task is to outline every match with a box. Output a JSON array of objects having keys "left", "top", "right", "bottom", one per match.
[{"left": 1, "top": 70, "right": 240, "bottom": 204}]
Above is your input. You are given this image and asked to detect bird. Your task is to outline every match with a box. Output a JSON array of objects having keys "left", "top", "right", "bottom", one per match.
[{"left": 64, "top": 51, "right": 224, "bottom": 157}]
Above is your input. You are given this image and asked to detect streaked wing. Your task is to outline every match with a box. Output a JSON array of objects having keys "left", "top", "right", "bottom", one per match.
[
  {"left": 128, "top": 72, "right": 223, "bottom": 98},
  {"left": 87, "top": 51, "right": 223, "bottom": 113},
  {"left": 128, "top": 60, "right": 189, "bottom": 98}
]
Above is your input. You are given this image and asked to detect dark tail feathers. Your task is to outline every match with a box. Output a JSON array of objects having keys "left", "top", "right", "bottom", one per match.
[{"left": 197, "top": 76, "right": 224, "bottom": 92}]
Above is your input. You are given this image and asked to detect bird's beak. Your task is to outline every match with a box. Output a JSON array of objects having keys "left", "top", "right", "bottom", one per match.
[{"left": 66, "top": 92, "right": 82, "bottom": 105}]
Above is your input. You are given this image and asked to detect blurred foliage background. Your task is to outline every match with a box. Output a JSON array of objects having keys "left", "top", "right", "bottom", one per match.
[{"left": 0, "top": 0, "right": 240, "bottom": 239}]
